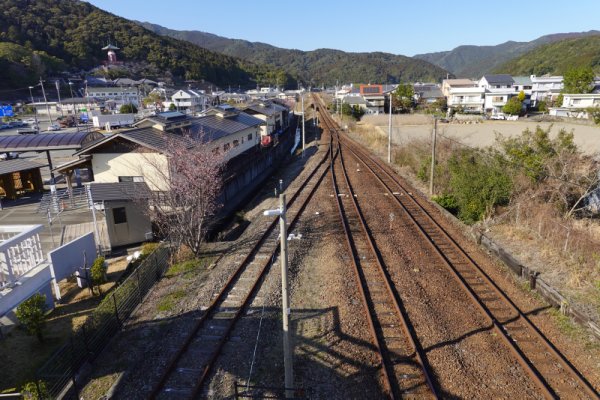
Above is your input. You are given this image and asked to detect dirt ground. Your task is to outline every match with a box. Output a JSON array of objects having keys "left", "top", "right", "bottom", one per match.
[
  {"left": 0, "top": 255, "right": 130, "bottom": 392},
  {"left": 361, "top": 114, "right": 600, "bottom": 154}
]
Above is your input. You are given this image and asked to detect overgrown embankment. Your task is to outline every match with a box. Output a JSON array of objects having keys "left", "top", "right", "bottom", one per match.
[{"left": 349, "top": 120, "right": 600, "bottom": 324}]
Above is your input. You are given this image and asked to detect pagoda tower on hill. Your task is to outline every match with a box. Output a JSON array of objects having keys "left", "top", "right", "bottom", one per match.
[{"left": 102, "top": 43, "right": 120, "bottom": 65}]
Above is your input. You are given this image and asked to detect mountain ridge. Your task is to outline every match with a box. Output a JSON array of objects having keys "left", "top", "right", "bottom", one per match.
[
  {"left": 137, "top": 21, "right": 451, "bottom": 85},
  {"left": 414, "top": 30, "right": 600, "bottom": 77},
  {"left": 0, "top": 0, "right": 294, "bottom": 90}
]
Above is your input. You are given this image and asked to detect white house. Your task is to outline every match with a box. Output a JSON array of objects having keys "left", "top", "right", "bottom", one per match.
[
  {"left": 478, "top": 75, "right": 516, "bottom": 113},
  {"left": 171, "top": 89, "right": 209, "bottom": 112},
  {"left": 447, "top": 86, "right": 485, "bottom": 113},
  {"left": 71, "top": 109, "right": 264, "bottom": 191},
  {"left": 530, "top": 75, "right": 563, "bottom": 107},
  {"left": 441, "top": 79, "right": 477, "bottom": 97},
  {"left": 86, "top": 87, "right": 139, "bottom": 107}
]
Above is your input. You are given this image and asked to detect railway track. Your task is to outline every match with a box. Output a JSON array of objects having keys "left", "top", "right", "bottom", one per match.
[
  {"left": 148, "top": 129, "right": 333, "bottom": 399},
  {"left": 316, "top": 93, "right": 598, "bottom": 399},
  {"left": 319, "top": 99, "right": 438, "bottom": 399}
]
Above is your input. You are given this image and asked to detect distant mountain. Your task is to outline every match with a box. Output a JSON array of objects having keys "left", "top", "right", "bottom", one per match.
[
  {"left": 138, "top": 22, "right": 450, "bottom": 85},
  {"left": 0, "top": 0, "right": 293, "bottom": 89},
  {"left": 496, "top": 35, "right": 600, "bottom": 76},
  {"left": 414, "top": 31, "right": 600, "bottom": 78}
]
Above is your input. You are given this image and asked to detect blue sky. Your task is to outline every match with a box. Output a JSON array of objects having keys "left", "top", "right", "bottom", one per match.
[{"left": 87, "top": 0, "right": 600, "bottom": 56}]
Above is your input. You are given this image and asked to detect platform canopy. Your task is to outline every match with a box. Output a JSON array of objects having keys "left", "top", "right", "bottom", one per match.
[{"left": 0, "top": 131, "right": 104, "bottom": 152}]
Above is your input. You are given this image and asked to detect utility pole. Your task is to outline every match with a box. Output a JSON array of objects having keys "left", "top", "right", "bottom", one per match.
[
  {"left": 429, "top": 117, "right": 437, "bottom": 195},
  {"left": 28, "top": 86, "right": 39, "bottom": 133},
  {"left": 301, "top": 92, "right": 305, "bottom": 153},
  {"left": 68, "top": 82, "right": 79, "bottom": 132},
  {"left": 388, "top": 91, "right": 393, "bottom": 163},
  {"left": 263, "top": 195, "right": 294, "bottom": 398},
  {"left": 55, "top": 80, "right": 64, "bottom": 118},
  {"left": 40, "top": 77, "right": 53, "bottom": 125},
  {"left": 278, "top": 194, "right": 293, "bottom": 398}
]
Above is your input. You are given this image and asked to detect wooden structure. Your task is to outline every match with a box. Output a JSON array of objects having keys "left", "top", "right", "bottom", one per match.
[{"left": 0, "top": 160, "right": 44, "bottom": 199}]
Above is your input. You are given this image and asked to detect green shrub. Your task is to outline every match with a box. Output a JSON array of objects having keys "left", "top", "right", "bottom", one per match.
[
  {"left": 432, "top": 193, "right": 459, "bottom": 215},
  {"left": 448, "top": 149, "right": 512, "bottom": 223},
  {"left": 15, "top": 293, "right": 48, "bottom": 342},
  {"left": 21, "top": 381, "right": 48, "bottom": 400},
  {"left": 537, "top": 101, "right": 548, "bottom": 112},
  {"left": 90, "top": 256, "right": 107, "bottom": 290}
]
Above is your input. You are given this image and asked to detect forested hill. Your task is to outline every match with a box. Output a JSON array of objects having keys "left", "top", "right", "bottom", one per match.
[
  {"left": 139, "top": 22, "right": 451, "bottom": 85},
  {"left": 0, "top": 0, "right": 293, "bottom": 89},
  {"left": 495, "top": 35, "right": 600, "bottom": 76},
  {"left": 414, "top": 31, "right": 600, "bottom": 78}
]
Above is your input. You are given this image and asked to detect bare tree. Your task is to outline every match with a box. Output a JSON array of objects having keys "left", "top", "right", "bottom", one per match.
[{"left": 143, "top": 134, "right": 224, "bottom": 256}]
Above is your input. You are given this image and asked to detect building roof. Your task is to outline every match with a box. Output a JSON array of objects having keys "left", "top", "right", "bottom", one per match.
[
  {"left": 0, "top": 131, "right": 104, "bottom": 152},
  {"left": 482, "top": 74, "right": 514, "bottom": 85},
  {"left": 78, "top": 110, "right": 263, "bottom": 156},
  {"left": 419, "top": 88, "right": 444, "bottom": 99},
  {"left": 112, "top": 78, "right": 138, "bottom": 86},
  {"left": 102, "top": 44, "right": 120, "bottom": 51},
  {"left": 88, "top": 181, "right": 151, "bottom": 202},
  {"left": 512, "top": 76, "right": 532, "bottom": 86},
  {"left": 244, "top": 103, "right": 280, "bottom": 117},
  {"left": 0, "top": 159, "right": 45, "bottom": 176},
  {"left": 343, "top": 96, "right": 367, "bottom": 105},
  {"left": 87, "top": 87, "right": 136, "bottom": 93},
  {"left": 191, "top": 112, "right": 264, "bottom": 141},
  {"left": 443, "top": 79, "right": 475, "bottom": 87}
]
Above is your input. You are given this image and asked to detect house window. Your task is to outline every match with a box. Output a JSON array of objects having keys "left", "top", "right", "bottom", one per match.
[
  {"left": 224, "top": 143, "right": 231, "bottom": 151},
  {"left": 119, "top": 176, "right": 144, "bottom": 182},
  {"left": 248, "top": 133, "right": 253, "bottom": 141},
  {"left": 113, "top": 207, "right": 127, "bottom": 224},
  {"left": 572, "top": 99, "right": 581, "bottom": 105},
  {"left": 233, "top": 140, "right": 240, "bottom": 147},
  {"left": 593, "top": 99, "right": 600, "bottom": 105}
]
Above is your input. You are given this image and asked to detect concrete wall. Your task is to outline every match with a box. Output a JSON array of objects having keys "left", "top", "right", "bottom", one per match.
[
  {"left": 48, "top": 232, "right": 96, "bottom": 282},
  {"left": 0, "top": 263, "right": 53, "bottom": 320}
]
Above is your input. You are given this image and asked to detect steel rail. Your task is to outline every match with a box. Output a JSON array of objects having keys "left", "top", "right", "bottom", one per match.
[
  {"left": 319, "top": 102, "right": 437, "bottom": 398},
  {"left": 340, "top": 132, "right": 599, "bottom": 399},
  {"left": 149, "top": 130, "right": 332, "bottom": 399}
]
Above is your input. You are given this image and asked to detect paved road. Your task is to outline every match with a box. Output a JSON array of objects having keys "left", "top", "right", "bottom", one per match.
[{"left": 0, "top": 195, "right": 98, "bottom": 256}]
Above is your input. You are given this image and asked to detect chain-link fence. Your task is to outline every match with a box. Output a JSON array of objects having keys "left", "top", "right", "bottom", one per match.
[{"left": 35, "top": 245, "right": 171, "bottom": 399}]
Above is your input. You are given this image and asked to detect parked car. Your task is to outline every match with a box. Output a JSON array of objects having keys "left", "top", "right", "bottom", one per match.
[
  {"left": 8, "top": 120, "right": 25, "bottom": 128},
  {"left": 23, "top": 118, "right": 36, "bottom": 124},
  {"left": 17, "top": 128, "right": 38, "bottom": 134},
  {"left": 0, "top": 123, "right": 9, "bottom": 129},
  {"left": 47, "top": 124, "right": 61, "bottom": 131},
  {"left": 0, "top": 152, "right": 19, "bottom": 160}
]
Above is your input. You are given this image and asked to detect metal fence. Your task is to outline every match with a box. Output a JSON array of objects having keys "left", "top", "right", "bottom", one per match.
[{"left": 35, "top": 245, "right": 171, "bottom": 399}]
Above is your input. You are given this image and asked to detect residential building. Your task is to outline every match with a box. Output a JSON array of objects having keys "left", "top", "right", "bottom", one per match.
[
  {"left": 512, "top": 76, "right": 533, "bottom": 108},
  {"left": 414, "top": 83, "right": 444, "bottom": 104},
  {"left": 171, "top": 89, "right": 209, "bottom": 113},
  {"left": 241, "top": 101, "right": 289, "bottom": 138},
  {"left": 479, "top": 75, "right": 516, "bottom": 113},
  {"left": 561, "top": 93, "right": 600, "bottom": 109},
  {"left": 85, "top": 86, "right": 139, "bottom": 108},
  {"left": 530, "top": 75, "right": 563, "bottom": 107},
  {"left": 72, "top": 109, "right": 264, "bottom": 191},
  {"left": 441, "top": 79, "right": 477, "bottom": 97},
  {"left": 447, "top": 86, "right": 485, "bottom": 113}
]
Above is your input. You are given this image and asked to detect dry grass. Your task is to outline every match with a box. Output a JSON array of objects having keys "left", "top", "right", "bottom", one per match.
[
  {"left": 350, "top": 115, "right": 600, "bottom": 319},
  {"left": 0, "top": 257, "right": 130, "bottom": 392}
]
